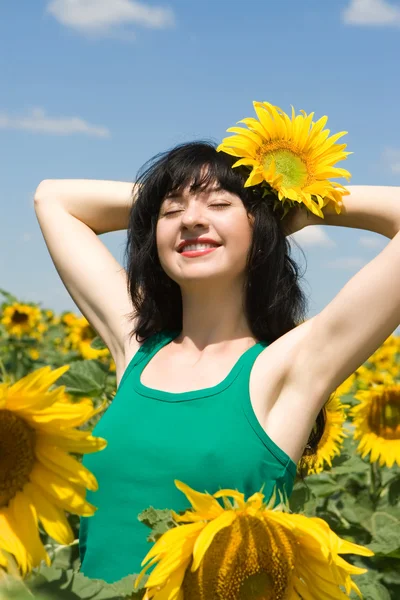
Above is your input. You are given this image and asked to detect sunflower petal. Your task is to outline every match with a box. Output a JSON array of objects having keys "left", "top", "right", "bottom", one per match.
[
  {"left": 9, "top": 490, "right": 50, "bottom": 568},
  {"left": 24, "top": 482, "right": 74, "bottom": 545},
  {"left": 35, "top": 439, "right": 99, "bottom": 491},
  {"left": 174, "top": 480, "right": 224, "bottom": 519},
  {"left": 191, "top": 510, "right": 236, "bottom": 572}
]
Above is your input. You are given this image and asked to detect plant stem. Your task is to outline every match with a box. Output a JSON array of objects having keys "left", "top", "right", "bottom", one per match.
[
  {"left": 369, "top": 461, "right": 382, "bottom": 504},
  {"left": 0, "top": 355, "right": 9, "bottom": 383}
]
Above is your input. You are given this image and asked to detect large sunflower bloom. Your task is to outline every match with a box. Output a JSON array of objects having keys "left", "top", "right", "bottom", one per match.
[
  {"left": 350, "top": 384, "right": 400, "bottom": 468},
  {"left": 0, "top": 366, "right": 107, "bottom": 573},
  {"left": 0, "top": 303, "right": 47, "bottom": 340},
  {"left": 217, "top": 101, "right": 351, "bottom": 218},
  {"left": 135, "top": 480, "right": 373, "bottom": 600},
  {"left": 301, "top": 392, "right": 349, "bottom": 475}
]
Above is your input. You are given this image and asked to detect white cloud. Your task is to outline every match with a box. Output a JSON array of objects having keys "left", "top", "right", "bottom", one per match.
[
  {"left": 342, "top": 0, "right": 400, "bottom": 26},
  {"left": 324, "top": 257, "right": 367, "bottom": 269},
  {"left": 46, "top": 0, "right": 175, "bottom": 37},
  {"left": 0, "top": 108, "right": 110, "bottom": 138},
  {"left": 290, "top": 226, "right": 336, "bottom": 248},
  {"left": 358, "top": 235, "right": 387, "bottom": 248},
  {"left": 382, "top": 147, "right": 400, "bottom": 174}
]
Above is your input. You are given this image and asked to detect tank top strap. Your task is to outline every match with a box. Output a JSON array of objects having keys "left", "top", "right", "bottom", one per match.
[{"left": 118, "top": 330, "right": 178, "bottom": 392}]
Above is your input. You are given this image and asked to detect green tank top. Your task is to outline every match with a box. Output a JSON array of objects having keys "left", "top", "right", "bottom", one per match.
[{"left": 79, "top": 330, "right": 297, "bottom": 583}]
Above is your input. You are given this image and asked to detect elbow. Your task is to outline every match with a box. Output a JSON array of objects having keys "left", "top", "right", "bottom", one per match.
[{"left": 34, "top": 180, "right": 56, "bottom": 207}]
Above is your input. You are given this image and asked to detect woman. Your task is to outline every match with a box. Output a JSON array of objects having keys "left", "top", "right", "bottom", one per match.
[{"left": 34, "top": 128, "right": 400, "bottom": 583}]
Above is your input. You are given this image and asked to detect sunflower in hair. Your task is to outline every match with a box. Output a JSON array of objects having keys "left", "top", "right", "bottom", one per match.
[{"left": 218, "top": 101, "right": 351, "bottom": 218}]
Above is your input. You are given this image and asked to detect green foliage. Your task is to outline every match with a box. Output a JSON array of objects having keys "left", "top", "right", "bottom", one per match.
[
  {"left": 290, "top": 435, "right": 400, "bottom": 598},
  {"left": 1, "top": 290, "right": 399, "bottom": 598}
]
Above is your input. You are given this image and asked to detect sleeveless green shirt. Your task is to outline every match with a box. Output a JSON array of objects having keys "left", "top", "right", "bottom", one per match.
[{"left": 79, "top": 330, "right": 297, "bottom": 583}]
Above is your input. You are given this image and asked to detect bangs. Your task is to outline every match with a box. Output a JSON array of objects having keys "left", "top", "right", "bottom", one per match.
[
  {"left": 163, "top": 145, "right": 246, "bottom": 199},
  {"left": 135, "top": 142, "right": 249, "bottom": 210}
]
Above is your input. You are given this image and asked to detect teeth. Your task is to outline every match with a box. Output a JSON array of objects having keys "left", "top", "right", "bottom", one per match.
[{"left": 182, "top": 244, "right": 219, "bottom": 252}]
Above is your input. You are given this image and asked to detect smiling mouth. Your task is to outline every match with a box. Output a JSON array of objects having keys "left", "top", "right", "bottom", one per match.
[{"left": 179, "top": 246, "right": 221, "bottom": 256}]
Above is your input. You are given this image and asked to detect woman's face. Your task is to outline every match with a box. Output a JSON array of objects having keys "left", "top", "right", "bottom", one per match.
[{"left": 156, "top": 179, "right": 254, "bottom": 289}]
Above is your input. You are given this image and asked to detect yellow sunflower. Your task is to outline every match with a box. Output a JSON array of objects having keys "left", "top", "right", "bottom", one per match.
[
  {"left": 217, "top": 101, "right": 351, "bottom": 218},
  {"left": 0, "top": 366, "right": 107, "bottom": 573},
  {"left": 61, "top": 312, "right": 79, "bottom": 328},
  {"left": 355, "top": 364, "right": 396, "bottom": 389},
  {"left": 0, "top": 303, "right": 47, "bottom": 340},
  {"left": 350, "top": 384, "right": 400, "bottom": 468},
  {"left": 135, "top": 480, "right": 373, "bottom": 600},
  {"left": 65, "top": 316, "right": 110, "bottom": 361},
  {"left": 301, "top": 392, "right": 349, "bottom": 476}
]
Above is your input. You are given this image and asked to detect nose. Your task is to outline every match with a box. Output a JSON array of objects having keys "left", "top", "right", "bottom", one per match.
[{"left": 180, "top": 200, "right": 209, "bottom": 230}]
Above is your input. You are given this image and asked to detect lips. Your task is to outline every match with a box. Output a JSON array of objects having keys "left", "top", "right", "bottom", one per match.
[{"left": 177, "top": 238, "right": 221, "bottom": 252}]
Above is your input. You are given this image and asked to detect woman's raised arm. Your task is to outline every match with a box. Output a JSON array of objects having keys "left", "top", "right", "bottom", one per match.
[{"left": 34, "top": 179, "right": 140, "bottom": 368}]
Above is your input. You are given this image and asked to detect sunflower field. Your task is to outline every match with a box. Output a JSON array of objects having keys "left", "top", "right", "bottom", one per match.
[{"left": 0, "top": 287, "right": 399, "bottom": 600}]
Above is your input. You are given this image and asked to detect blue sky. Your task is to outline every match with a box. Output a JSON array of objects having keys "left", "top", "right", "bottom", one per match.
[{"left": 1, "top": 0, "right": 400, "bottom": 332}]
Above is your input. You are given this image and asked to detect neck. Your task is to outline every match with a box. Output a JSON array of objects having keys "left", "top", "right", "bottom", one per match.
[{"left": 175, "top": 279, "right": 256, "bottom": 352}]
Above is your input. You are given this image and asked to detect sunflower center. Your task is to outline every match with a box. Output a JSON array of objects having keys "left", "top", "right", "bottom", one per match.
[
  {"left": 182, "top": 514, "right": 295, "bottom": 599},
  {"left": 82, "top": 326, "right": 96, "bottom": 341},
  {"left": 11, "top": 310, "right": 29, "bottom": 325},
  {"left": 0, "top": 410, "right": 36, "bottom": 507},
  {"left": 367, "top": 389, "right": 400, "bottom": 440},
  {"left": 261, "top": 145, "right": 310, "bottom": 189}
]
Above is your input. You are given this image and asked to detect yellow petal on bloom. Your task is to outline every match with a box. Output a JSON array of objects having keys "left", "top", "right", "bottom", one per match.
[
  {"left": 215, "top": 144, "right": 254, "bottom": 159},
  {"left": 252, "top": 102, "right": 276, "bottom": 138},
  {"left": 134, "top": 555, "right": 160, "bottom": 589},
  {"left": 304, "top": 115, "right": 329, "bottom": 148},
  {"left": 39, "top": 431, "right": 107, "bottom": 454},
  {"left": 174, "top": 480, "right": 224, "bottom": 519},
  {"left": 29, "top": 463, "right": 97, "bottom": 517},
  {"left": 141, "top": 522, "right": 205, "bottom": 568},
  {"left": 23, "top": 482, "right": 74, "bottom": 545},
  {"left": 6, "top": 366, "right": 70, "bottom": 412},
  {"left": 26, "top": 399, "right": 106, "bottom": 430},
  {"left": 244, "top": 168, "right": 265, "bottom": 187},
  {"left": 226, "top": 126, "right": 265, "bottom": 146},
  {"left": 148, "top": 563, "right": 188, "bottom": 600},
  {"left": 142, "top": 526, "right": 204, "bottom": 589},
  {"left": 0, "top": 512, "right": 29, "bottom": 574},
  {"left": 260, "top": 102, "right": 287, "bottom": 139},
  {"left": 315, "top": 166, "right": 352, "bottom": 180},
  {"left": 35, "top": 439, "right": 99, "bottom": 491},
  {"left": 231, "top": 157, "right": 257, "bottom": 169},
  {"left": 213, "top": 488, "right": 246, "bottom": 510},
  {"left": 296, "top": 111, "right": 315, "bottom": 149},
  {"left": 146, "top": 541, "right": 195, "bottom": 589},
  {"left": 191, "top": 510, "right": 237, "bottom": 572},
  {"left": 237, "top": 117, "right": 269, "bottom": 140},
  {"left": 9, "top": 490, "right": 50, "bottom": 568},
  {"left": 313, "top": 130, "right": 349, "bottom": 159}
]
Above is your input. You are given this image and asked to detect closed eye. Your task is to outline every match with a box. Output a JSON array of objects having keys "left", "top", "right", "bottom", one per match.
[{"left": 163, "top": 204, "right": 230, "bottom": 216}]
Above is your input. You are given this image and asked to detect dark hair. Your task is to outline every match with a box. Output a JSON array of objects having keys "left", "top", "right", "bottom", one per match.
[{"left": 124, "top": 141, "right": 326, "bottom": 470}]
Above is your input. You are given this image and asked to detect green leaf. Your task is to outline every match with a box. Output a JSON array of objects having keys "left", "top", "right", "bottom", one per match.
[
  {"left": 304, "top": 473, "right": 341, "bottom": 497},
  {"left": 329, "top": 453, "right": 370, "bottom": 476},
  {"left": 138, "top": 507, "right": 176, "bottom": 543},
  {"left": 366, "top": 512, "right": 400, "bottom": 555},
  {"left": 0, "top": 288, "right": 19, "bottom": 304},
  {"left": 57, "top": 360, "right": 108, "bottom": 395},
  {"left": 26, "top": 566, "right": 145, "bottom": 599},
  {"left": 90, "top": 337, "right": 107, "bottom": 350},
  {"left": 388, "top": 476, "right": 400, "bottom": 506},
  {"left": 288, "top": 483, "right": 311, "bottom": 512}
]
